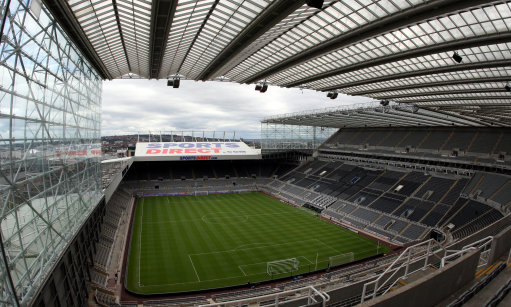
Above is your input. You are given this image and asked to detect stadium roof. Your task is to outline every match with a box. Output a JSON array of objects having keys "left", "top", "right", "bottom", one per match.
[
  {"left": 44, "top": 0, "right": 511, "bottom": 126},
  {"left": 261, "top": 102, "right": 511, "bottom": 128}
]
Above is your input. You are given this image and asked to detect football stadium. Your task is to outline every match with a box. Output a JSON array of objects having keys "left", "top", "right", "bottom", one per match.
[{"left": 1, "top": 1, "right": 511, "bottom": 307}]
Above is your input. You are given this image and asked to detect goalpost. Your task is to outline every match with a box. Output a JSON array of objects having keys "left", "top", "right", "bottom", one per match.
[
  {"left": 328, "top": 252, "right": 355, "bottom": 269},
  {"left": 267, "top": 258, "right": 300, "bottom": 276}
]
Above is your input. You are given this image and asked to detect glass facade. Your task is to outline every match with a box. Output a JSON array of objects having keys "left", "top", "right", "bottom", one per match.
[
  {"left": 261, "top": 123, "right": 337, "bottom": 151},
  {"left": 0, "top": 0, "right": 103, "bottom": 305}
]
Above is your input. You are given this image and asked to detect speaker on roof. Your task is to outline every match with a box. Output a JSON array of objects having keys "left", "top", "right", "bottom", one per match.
[
  {"left": 260, "top": 84, "right": 268, "bottom": 93},
  {"left": 452, "top": 52, "right": 462, "bottom": 63},
  {"left": 255, "top": 84, "right": 262, "bottom": 91},
  {"left": 330, "top": 93, "right": 338, "bottom": 99},
  {"left": 172, "top": 78, "right": 180, "bottom": 88},
  {"left": 305, "top": 0, "right": 323, "bottom": 9},
  {"left": 167, "top": 80, "right": 173, "bottom": 87}
]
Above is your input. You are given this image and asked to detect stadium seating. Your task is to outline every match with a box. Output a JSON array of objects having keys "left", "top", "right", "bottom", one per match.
[
  {"left": 94, "top": 287, "right": 116, "bottom": 306},
  {"left": 124, "top": 159, "right": 297, "bottom": 181},
  {"left": 320, "top": 127, "right": 511, "bottom": 167},
  {"left": 93, "top": 188, "right": 132, "bottom": 271}
]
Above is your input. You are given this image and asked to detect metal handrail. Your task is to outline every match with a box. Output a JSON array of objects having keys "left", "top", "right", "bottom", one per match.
[{"left": 199, "top": 285, "right": 330, "bottom": 307}]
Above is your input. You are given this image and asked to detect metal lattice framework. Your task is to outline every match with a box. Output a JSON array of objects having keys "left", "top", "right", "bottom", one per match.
[{"left": 0, "top": 0, "right": 103, "bottom": 305}]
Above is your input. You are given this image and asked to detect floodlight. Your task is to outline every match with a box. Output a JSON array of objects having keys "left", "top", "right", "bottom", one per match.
[
  {"left": 452, "top": 52, "right": 462, "bottom": 63},
  {"left": 505, "top": 83, "right": 511, "bottom": 92},
  {"left": 255, "top": 84, "right": 262, "bottom": 91},
  {"left": 168, "top": 78, "right": 180, "bottom": 88},
  {"left": 305, "top": 0, "right": 323, "bottom": 9}
]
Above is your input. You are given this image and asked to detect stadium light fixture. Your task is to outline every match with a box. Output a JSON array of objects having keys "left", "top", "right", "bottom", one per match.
[
  {"left": 452, "top": 52, "right": 462, "bottom": 63},
  {"left": 167, "top": 77, "right": 180, "bottom": 88},
  {"left": 327, "top": 92, "right": 337, "bottom": 99},
  {"left": 305, "top": 0, "right": 324, "bottom": 9},
  {"left": 380, "top": 99, "right": 389, "bottom": 106},
  {"left": 255, "top": 81, "right": 268, "bottom": 92},
  {"left": 505, "top": 83, "right": 511, "bottom": 92}
]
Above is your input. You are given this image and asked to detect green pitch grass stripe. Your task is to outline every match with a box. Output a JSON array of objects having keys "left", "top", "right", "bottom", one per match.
[{"left": 125, "top": 192, "right": 390, "bottom": 294}]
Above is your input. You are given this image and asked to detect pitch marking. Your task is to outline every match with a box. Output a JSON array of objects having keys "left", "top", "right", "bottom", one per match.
[
  {"left": 238, "top": 265, "right": 247, "bottom": 276},
  {"left": 189, "top": 254, "right": 201, "bottom": 281},
  {"left": 138, "top": 200, "right": 144, "bottom": 286}
]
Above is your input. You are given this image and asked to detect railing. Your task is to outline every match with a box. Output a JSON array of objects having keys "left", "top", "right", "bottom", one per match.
[
  {"left": 443, "top": 236, "right": 493, "bottom": 268},
  {"left": 199, "top": 285, "right": 330, "bottom": 307},
  {"left": 361, "top": 239, "right": 446, "bottom": 303}
]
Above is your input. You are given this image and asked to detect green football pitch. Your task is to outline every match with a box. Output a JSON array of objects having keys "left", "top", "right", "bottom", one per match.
[{"left": 125, "top": 192, "right": 390, "bottom": 294}]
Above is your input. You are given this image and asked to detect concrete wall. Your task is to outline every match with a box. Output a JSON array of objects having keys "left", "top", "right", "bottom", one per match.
[
  {"left": 363, "top": 249, "right": 481, "bottom": 307},
  {"left": 489, "top": 225, "right": 511, "bottom": 264}
]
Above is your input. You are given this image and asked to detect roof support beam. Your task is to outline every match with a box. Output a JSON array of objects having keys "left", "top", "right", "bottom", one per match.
[
  {"left": 242, "top": 0, "right": 493, "bottom": 84},
  {"left": 197, "top": 0, "right": 303, "bottom": 81},
  {"left": 284, "top": 32, "right": 511, "bottom": 88},
  {"left": 149, "top": 0, "right": 178, "bottom": 79},
  {"left": 319, "top": 59, "right": 511, "bottom": 92},
  {"left": 372, "top": 88, "right": 510, "bottom": 99},
  {"left": 397, "top": 96, "right": 511, "bottom": 104},
  {"left": 42, "top": 0, "right": 111, "bottom": 79},
  {"left": 426, "top": 108, "right": 510, "bottom": 127},
  {"left": 112, "top": 0, "right": 131, "bottom": 72},
  {"left": 346, "top": 76, "right": 511, "bottom": 96}
]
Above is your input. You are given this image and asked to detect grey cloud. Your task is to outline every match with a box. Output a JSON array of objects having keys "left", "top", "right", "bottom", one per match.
[{"left": 101, "top": 79, "right": 368, "bottom": 137}]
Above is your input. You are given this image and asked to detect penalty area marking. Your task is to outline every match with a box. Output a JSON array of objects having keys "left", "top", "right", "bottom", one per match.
[
  {"left": 238, "top": 265, "right": 247, "bottom": 276},
  {"left": 189, "top": 254, "right": 201, "bottom": 281}
]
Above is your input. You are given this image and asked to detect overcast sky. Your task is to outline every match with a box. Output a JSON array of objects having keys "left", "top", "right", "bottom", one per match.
[{"left": 101, "top": 79, "right": 369, "bottom": 138}]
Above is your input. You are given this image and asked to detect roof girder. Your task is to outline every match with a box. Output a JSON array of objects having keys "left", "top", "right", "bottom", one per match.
[
  {"left": 375, "top": 88, "right": 511, "bottom": 100},
  {"left": 242, "top": 0, "right": 494, "bottom": 84},
  {"left": 149, "top": 0, "right": 178, "bottom": 79},
  {"left": 319, "top": 59, "right": 511, "bottom": 92},
  {"left": 197, "top": 0, "right": 304, "bottom": 81},
  {"left": 42, "top": 0, "right": 111, "bottom": 79},
  {"left": 346, "top": 76, "right": 511, "bottom": 96},
  {"left": 284, "top": 32, "right": 511, "bottom": 88}
]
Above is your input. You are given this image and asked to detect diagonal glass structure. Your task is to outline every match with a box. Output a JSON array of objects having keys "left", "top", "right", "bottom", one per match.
[{"left": 0, "top": 0, "right": 102, "bottom": 305}]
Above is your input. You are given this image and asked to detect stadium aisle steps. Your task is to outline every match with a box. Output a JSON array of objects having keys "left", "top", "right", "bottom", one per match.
[{"left": 490, "top": 131, "right": 504, "bottom": 155}]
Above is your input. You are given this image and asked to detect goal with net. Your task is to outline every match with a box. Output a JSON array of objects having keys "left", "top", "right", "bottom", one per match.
[
  {"left": 328, "top": 252, "right": 354, "bottom": 269},
  {"left": 267, "top": 258, "right": 300, "bottom": 276}
]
